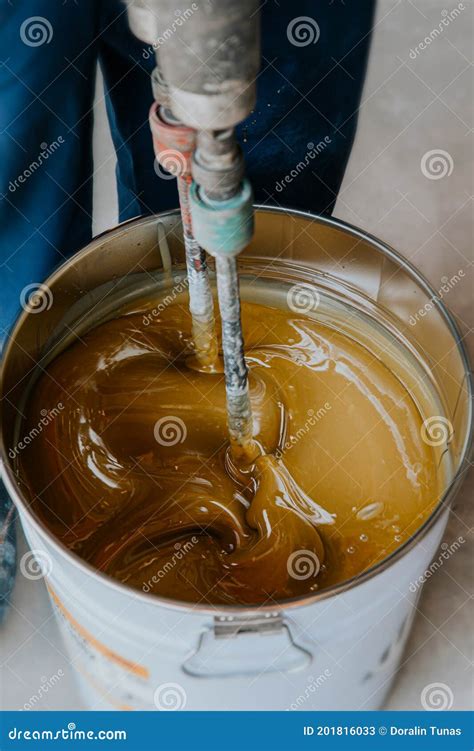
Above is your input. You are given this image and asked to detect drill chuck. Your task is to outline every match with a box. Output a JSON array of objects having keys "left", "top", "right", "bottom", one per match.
[{"left": 153, "top": 0, "right": 260, "bottom": 129}]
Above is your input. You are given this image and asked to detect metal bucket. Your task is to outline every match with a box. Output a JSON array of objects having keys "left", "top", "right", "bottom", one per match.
[{"left": 1, "top": 208, "right": 472, "bottom": 711}]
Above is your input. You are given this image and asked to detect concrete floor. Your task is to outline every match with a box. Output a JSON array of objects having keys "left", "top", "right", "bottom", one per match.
[{"left": 2, "top": 0, "right": 472, "bottom": 711}]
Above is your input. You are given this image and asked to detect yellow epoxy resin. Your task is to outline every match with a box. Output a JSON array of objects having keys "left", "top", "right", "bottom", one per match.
[{"left": 18, "top": 286, "right": 442, "bottom": 605}]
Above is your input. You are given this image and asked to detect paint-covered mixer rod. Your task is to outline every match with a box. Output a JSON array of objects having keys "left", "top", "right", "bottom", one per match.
[
  {"left": 190, "top": 129, "right": 255, "bottom": 461},
  {"left": 126, "top": 7, "right": 219, "bottom": 370},
  {"left": 148, "top": 73, "right": 218, "bottom": 370},
  {"left": 126, "top": 0, "right": 261, "bottom": 460}
]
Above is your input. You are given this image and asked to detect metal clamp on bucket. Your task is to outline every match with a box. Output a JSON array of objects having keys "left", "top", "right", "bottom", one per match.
[{"left": 183, "top": 614, "right": 312, "bottom": 678}]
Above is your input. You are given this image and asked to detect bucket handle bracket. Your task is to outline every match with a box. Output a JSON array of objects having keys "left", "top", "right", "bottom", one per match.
[{"left": 182, "top": 613, "right": 312, "bottom": 678}]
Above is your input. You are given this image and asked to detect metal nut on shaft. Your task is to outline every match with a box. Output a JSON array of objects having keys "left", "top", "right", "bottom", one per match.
[
  {"left": 189, "top": 128, "right": 254, "bottom": 257},
  {"left": 192, "top": 130, "right": 245, "bottom": 199}
]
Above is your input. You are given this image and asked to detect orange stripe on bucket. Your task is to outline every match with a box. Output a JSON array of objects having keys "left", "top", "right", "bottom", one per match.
[
  {"left": 46, "top": 583, "right": 150, "bottom": 679},
  {"left": 76, "top": 665, "right": 135, "bottom": 711}
]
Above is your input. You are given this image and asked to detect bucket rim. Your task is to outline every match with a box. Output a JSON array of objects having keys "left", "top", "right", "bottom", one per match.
[{"left": 1, "top": 206, "right": 472, "bottom": 616}]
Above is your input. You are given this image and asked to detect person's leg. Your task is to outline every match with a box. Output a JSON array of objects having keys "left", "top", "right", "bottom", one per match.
[
  {"left": 0, "top": 0, "right": 99, "bottom": 621},
  {"left": 98, "top": 0, "right": 178, "bottom": 221},
  {"left": 240, "top": 1, "right": 377, "bottom": 214},
  {"left": 0, "top": 1, "right": 99, "bottom": 334},
  {"left": 0, "top": 485, "right": 16, "bottom": 624}
]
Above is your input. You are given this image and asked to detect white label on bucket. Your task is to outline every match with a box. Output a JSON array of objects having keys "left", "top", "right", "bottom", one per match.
[{"left": 47, "top": 584, "right": 153, "bottom": 710}]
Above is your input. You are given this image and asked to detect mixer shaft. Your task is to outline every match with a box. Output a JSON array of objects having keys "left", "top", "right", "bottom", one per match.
[{"left": 127, "top": 0, "right": 261, "bottom": 457}]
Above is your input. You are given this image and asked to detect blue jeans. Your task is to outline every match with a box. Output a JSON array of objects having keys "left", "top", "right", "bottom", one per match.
[{"left": 0, "top": 0, "right": 375, "bottom": 618}]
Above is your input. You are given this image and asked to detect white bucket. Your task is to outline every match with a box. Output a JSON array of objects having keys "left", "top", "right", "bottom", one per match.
[{"left": 2, "top": 208, "right": 472, "bottom": 711}]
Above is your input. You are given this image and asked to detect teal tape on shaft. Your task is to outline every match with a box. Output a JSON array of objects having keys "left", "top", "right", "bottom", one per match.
[{"left": 189, "top": 179, "right": 254, "bottom": 256}]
